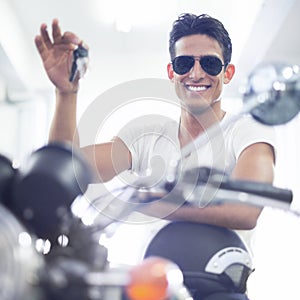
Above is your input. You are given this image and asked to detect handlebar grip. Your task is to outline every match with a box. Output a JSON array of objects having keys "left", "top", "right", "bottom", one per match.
[
  {"left": 184, "top": 167, "right": 293, "bottom": 204},
  {"left": 218, "top": 179, "right": 293, "bottom": 204}
]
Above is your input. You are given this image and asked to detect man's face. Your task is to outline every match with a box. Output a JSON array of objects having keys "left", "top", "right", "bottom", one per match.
[{"left": 168, "top": 34, "right": 234, "bottom": 114}]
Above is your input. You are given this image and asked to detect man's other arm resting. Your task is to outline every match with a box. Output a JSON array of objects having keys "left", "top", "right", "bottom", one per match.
[
  {"left": 141, "top": 142, "right": 275, "bottom": 230},
  {"left": 81, "top": 137, "right": 132, "bottom": 183}
]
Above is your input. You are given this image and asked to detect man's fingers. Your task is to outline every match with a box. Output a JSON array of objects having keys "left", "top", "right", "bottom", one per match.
[
  {"left": 34, "top": 35, "right": 48, "bottom": 60},
  {"left": 38, "top": 19, "right": 84, "bottom": 50},
  {"left": 39, "top": 23, "right": 53, "bottom": 49},
  {"left": 52, "top": 18, "right": 62, "bottom": 44},
  {"left": 62, "top": 31, "right": 82, "bottom": 46},
  {"left": 80, "top": 40, "right": 89, "bottom": 51}
]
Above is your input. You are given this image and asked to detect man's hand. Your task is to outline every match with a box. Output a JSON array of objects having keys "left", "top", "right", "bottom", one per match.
[{"left": 35, "top": 19, "right": 87, "bottom": 94}]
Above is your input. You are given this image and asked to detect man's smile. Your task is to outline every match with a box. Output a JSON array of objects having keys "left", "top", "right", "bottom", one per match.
[{"left": 185, "top": 83, "right": 211, "bottom": 92}]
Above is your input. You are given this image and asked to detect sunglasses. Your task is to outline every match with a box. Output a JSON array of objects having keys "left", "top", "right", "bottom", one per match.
[{"left": 172, "top": 55, "right": 225, "bottom": 76}]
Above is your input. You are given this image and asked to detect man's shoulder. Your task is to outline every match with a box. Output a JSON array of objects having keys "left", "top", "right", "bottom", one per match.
[
  {"left": 223, "top": 112, "right": 277, "bottom": 147},
  {"left": 225, "top": 112, "right": 275, "bottom": 131}
]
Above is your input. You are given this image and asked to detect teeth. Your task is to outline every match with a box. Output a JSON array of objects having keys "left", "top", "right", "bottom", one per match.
[{"left": 187, "top": 85, "right": 207, "bottom": 91}]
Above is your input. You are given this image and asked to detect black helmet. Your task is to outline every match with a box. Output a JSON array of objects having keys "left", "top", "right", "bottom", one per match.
[{"left": 144, "top": 221, "right": 253, "bottom": 299}]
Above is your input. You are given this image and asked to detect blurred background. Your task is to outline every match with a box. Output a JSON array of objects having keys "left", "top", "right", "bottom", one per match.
[{"left": 0, "top": 0, "right": 300, "bottom": 298}]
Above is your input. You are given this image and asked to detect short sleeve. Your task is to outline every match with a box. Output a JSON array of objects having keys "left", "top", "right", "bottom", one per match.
[{"left": 231, "top": 115, "right": 277, "bottom": 161}]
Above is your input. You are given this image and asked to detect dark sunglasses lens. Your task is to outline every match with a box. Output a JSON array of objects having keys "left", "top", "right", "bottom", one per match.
[
  {"left": 200, "top": 56, "right": 223, "bottom": 76},
  {"left": 172, "top": 56, "right": 195, "bottom": 75}
]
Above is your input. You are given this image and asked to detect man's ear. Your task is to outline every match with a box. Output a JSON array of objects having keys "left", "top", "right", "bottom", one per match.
[
  {"left": 224, "top": 63, "right": 235, "bottom": 84},
  {"left": 167, "top": 63, "right": 175, "bottom": 81}
]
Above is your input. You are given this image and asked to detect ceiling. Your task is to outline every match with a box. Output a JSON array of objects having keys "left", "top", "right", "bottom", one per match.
[{"left": 0, "top": 0, "right": 299, "bottom": 108}]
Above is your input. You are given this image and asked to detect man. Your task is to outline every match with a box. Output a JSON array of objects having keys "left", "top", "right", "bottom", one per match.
[
  {"left": 35, "top": 13, "right": 275, "bottom": 230},
  {"left": 35, "top": 12, "right": 277, "bottom": 299}
]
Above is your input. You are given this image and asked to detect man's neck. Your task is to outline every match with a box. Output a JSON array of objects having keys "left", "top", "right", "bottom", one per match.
[{"left": 178, "top": 103, "right": 226, "bottom": 148}]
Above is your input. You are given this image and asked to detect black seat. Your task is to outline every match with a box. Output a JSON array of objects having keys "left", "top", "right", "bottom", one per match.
[{"left": 144, "top": 221, "right": 253, "bottom": 300}]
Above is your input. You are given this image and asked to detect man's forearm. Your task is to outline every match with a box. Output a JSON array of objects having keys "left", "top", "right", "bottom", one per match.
[
  {"left": 165, "top": 203, "right": 262, "bottom": 230},
  {"left": 49, "top": 90, "right": 79, "bottom": 146},
  {"left": 139, "top": 202, "right": 262, "bottom": 230}
]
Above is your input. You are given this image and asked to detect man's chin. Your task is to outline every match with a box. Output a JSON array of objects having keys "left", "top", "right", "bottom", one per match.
[{"left": 182, "top": 102, "right": 211, "bottom": 115}]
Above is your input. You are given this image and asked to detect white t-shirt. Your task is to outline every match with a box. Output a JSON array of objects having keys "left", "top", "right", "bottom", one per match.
[
  {"left": 118, "top": 112, "right": 276, "bottom": 177},
  {"left": 102, "top": 112, "right": 277, "bottom": 265}
]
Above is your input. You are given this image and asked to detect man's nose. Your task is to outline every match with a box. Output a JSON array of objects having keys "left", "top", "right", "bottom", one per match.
[{"left": 189, "top": 59, "right": 205, "bottom": 79}]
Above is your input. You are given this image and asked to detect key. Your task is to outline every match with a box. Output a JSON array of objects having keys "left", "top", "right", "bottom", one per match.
[{"left": 69, "top": 45, "right": 89, "bottom": 82}]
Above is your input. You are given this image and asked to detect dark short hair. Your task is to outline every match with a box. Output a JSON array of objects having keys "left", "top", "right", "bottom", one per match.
[{"left": 169, "top": 13, "right": 232, "bottom": 65}]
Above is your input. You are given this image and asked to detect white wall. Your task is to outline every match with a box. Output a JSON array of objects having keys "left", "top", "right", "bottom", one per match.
[{"left": 0, "top": 95, "right": 51, "bottom": 164}]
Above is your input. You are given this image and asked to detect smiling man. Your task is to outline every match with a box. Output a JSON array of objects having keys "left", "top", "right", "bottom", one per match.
[
  {"left": 35, "top": 11, "right": 276, "bottom": 235},
  {"left": 35, "top": 13, "right": 276, "bottom": 297}
]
